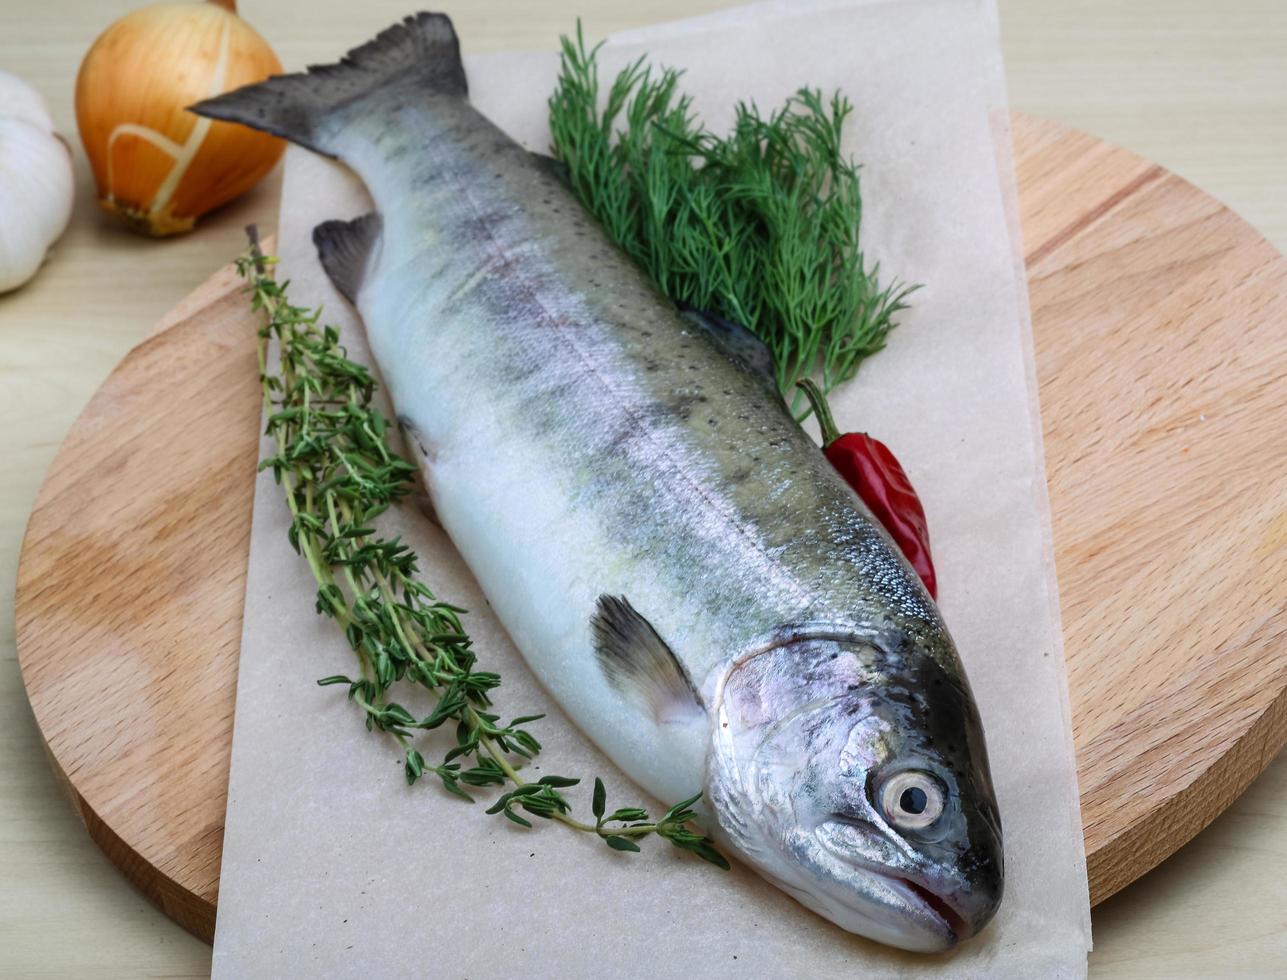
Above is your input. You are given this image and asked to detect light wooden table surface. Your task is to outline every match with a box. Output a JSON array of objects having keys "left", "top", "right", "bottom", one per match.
[{"left": 2, "top": 1, "right": 1284, "bottom": 976}]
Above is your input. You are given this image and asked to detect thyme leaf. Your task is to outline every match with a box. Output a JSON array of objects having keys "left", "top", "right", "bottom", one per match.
[
  {"left": 548, "top": 22, "right": 918, "bottom": 415},
  {"left": 237, "top": 227, "right": 726, "bottom": 869}
]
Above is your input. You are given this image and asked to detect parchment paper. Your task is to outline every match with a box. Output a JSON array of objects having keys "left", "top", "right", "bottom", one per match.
[{"left": 214, "top": 1, "right": 1091, "bottom": 975}]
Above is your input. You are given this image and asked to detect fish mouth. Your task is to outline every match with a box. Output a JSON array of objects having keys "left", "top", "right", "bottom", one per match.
[
  {"left": 814, "top": 818, "right": 970, "bottom": 948},
  {"left": 885, "top": 875, "right": 967, "bottom": 943}
]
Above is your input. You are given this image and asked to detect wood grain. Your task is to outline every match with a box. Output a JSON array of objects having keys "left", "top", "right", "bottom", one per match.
[
  {"left": 14, "top": 116, "right": 1287, "bottom": 944},
  {"left": 4, "top": 2, "right": 1285, "bottom": 976},
  {"left": 1014, "top": 117, "right": 1287, "bottom": 901},
  {"left": 15, "top": 260, "right": 265, "bottom": 942}
]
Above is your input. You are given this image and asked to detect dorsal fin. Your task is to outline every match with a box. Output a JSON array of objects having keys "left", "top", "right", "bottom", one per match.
[
  {"left": 592, "top": 595, "right": 704, "bottom": 724},
  {"left": 528, "top": 150, "right": 571, "bottom": 183},
  {"left": 312, "top": 212, "right": 381, "bottom": 305},
  {"left": 679, "top": 305, "right": 778, "bottom": 388}
]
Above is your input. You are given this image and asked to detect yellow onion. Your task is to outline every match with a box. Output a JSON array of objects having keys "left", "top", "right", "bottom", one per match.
[{"left": 75, "top": 0, "right": 284, "bottom": 236}]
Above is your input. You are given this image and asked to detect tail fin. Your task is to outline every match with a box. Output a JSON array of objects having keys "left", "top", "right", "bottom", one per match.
[{"left": 189, "top": 12, "right": 466, "bottom": 158}]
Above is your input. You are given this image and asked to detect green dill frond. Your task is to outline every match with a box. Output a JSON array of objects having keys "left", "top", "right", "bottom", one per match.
[{"left": 548, "top": 24, "right": 918, "bottom": 414}]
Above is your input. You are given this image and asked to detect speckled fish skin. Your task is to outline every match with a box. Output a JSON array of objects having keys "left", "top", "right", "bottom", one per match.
[{"left": 194, "top": 13, "right": 1002, "bottom": 952}]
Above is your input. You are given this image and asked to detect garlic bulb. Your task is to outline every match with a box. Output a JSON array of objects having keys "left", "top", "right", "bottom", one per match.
[
  {"left": 0, "top": 73, "right": 74, "bottom": 293},
  {"left": 75, "top": 0, "right": 284, "bottom": 237}
]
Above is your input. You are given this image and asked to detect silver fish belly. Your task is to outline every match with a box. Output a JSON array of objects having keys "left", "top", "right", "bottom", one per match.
[{"left": 196, "top": 12, "right": 1003, "bottom": 952}]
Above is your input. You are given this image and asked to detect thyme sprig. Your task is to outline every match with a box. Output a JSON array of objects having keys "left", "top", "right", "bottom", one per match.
[
  {"left": 237, "top": 228, "right": 727, "bottom": 869},
  {"left": 549, "top": 24, "right": 917, "bottom": 414}
]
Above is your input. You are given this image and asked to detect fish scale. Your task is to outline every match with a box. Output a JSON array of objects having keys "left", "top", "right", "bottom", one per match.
[
  {"left": 348, "top": 91, "right": 938, "bottom": 676},
  {"left": 196, "top": 11, "right": 1003, "bottom": 952}
]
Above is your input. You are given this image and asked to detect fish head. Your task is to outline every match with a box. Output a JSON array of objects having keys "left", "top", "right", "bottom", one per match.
[{"left": 706, "top": 630, "right": 1003, "bottom": 952}]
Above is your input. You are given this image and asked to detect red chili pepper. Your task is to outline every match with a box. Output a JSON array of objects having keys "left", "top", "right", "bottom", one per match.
[{"left": 797, "top": 379, "right": 938, "bottom": 599}]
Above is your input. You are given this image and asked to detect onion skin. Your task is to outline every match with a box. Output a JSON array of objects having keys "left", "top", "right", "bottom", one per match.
[{"left": 75, "top": 0, "right": 284, "bottom": 236}]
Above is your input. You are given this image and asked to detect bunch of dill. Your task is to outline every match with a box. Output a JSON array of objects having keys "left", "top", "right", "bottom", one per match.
[{"left": 548, "top": 25, "right": 917, "bottom": 412}]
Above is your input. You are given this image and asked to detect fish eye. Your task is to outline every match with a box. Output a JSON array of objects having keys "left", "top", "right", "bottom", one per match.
[{"left": 879, "top": 770, "right": 945, "bottom": 831}]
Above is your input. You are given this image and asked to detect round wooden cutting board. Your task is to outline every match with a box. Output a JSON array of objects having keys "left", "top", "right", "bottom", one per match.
[{"left": 15, "top": 114, "right": 1287, "bottom": 944}]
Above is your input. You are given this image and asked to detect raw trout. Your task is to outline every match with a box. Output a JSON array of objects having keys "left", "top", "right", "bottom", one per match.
[{"left": 196, "top": 12, "right": 1003, "bottom": 951}]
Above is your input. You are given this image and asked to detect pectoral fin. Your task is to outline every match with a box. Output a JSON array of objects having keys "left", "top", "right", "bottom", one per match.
[{"left": 592, "top": 595, "right": 704, "bottom": 724}]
